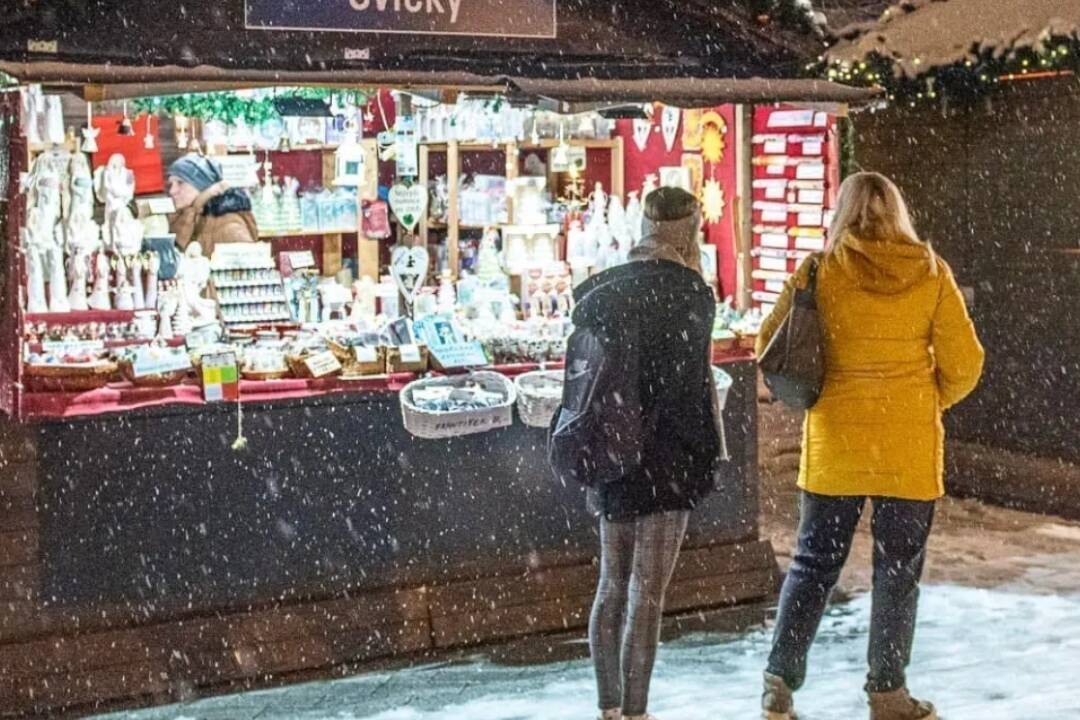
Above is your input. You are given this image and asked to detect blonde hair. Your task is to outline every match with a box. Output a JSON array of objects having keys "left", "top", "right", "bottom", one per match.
[{"left": 828, "top": 172, "right": 923, "bottom": 248}]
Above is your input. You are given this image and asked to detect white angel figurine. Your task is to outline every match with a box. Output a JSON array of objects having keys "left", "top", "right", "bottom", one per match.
[
  {"left": 20, "top": 85, "right": 44, "bottom": 146},
  {"left": 88, "top": 252, "right": 112, "bottom": 310},
  {"left": 157, "top": 285, "right": 178, "bottom": 340},
  {"left": 93, "top": 154, "right": 137, "bottom": 250},
  {"left": 129, "top": 254, "right": 146, "bottom": 310},
  {"left": 66, "top": 250, "right": 91, "bottom": 311},
  {"left": 45, "top": 225, "right": 70, "bottom": 313},
  {"left": 144, "top": 252, "right": 160, "bottom": 311},
  {"left": 23, "top": 229, "right": 48, "bottom": 314},
  {"left": 178, "top": 242, "right": 218, "bottom": 328}
]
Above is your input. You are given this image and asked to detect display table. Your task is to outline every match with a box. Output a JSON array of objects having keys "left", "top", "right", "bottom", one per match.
[{"left": 0, "top": 350, "right": 772, "bottom": 715}]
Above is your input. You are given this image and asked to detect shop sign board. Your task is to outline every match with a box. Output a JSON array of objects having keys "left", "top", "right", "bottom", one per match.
[{"left": 245, "top": 0, "right": 557, "bottom": 39}]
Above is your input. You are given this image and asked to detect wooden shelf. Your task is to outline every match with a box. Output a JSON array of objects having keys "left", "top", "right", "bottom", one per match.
[
  {"left": 420, "top": 139, "right": 621, "bottom": 151},
  {"left": 25, "top": 309, "right": 140, "bottom": 324},
  {"left": 226, "top": 143, "right": 340, "bottom": 154},
  {"left": 258, "top": 229, "right": 355, "bottom": 239}
]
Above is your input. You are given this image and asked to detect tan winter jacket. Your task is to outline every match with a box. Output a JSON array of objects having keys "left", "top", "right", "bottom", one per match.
[{"left": 169, "top": 182, "right": 258, "bottom": 258}]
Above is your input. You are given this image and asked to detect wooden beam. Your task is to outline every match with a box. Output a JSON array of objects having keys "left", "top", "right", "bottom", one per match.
[
  {"left": 447, "top": 140, "right": 461, "bottom": 279},
  {"left": 735, "top": 103, "right": 754, "bottom": 312}
]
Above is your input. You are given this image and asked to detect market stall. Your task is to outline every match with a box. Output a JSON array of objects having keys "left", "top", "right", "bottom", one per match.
[{"left": 0, "top": 2, "right": 873, "bottom": 715}]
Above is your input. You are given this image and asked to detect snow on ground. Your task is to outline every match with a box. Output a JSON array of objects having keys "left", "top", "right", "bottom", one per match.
[{"left": 90, "top": 573, "right": 1080, "bottom": 720}]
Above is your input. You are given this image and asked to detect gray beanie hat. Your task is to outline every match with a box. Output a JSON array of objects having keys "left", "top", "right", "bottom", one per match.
[{"left": 167, "top": 154, "right": 223, "bottom": 192}]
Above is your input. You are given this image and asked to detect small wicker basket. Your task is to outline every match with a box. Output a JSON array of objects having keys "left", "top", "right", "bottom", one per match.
[
  {"left": 24, "top": 362, "right": 118, "bottom": 392},
  {"left": 386, "top": 345, "right": 429, "bottom": 374},
  {"left": 119, "top": 360, "right": 190, "bottom": 388},
  {"left": 400, "top": 371, "right": 517, "bottom": 440},
  {"left": 328, "top": 340, "right": 386, "bottom": 376},
  {"left": 514, "top": 370, "right": 564, "bottom": 428}
]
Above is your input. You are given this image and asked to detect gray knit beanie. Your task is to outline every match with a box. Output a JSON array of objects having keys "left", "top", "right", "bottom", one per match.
[{"left": 167, "top": 154, "right": 223, "bottom": 192}]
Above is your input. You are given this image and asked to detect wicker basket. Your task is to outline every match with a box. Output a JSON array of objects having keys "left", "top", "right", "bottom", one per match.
[
  {"left": 118, "top": 360, "right": 190, "bottom": 388},
  {"left": 24, "top": 362, "right": 118, "bottom": 392},
  {"left": 515, "top": 370, "right": 564, "bottom": 428},
  {"left": 242, "top": 368, "right": 291, "bottom": 381},
  {"left": 329, "top": 340, "right": 386, "bottom": 376},
  {"left": 386, "top": 345, "right": 429, "bottom": 374},
  {"left": 400, "top": 371, "right": 517, "bottom": 440},
  {"left": 712, "top": 334, "right": 738, "bottom": 352}
]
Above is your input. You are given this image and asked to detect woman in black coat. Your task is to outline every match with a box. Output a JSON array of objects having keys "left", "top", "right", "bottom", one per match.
[{"left": 577, "top": 187, "right": 722, "bottom": 720}]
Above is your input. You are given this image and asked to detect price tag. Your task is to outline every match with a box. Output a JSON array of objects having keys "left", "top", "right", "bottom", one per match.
[
  {"left": 42, "top": 339, "right": 105, "bottom": 355},
  {"left": 285, "top": 251, "right": 316, "bottom": 270},
  {"left": 304, "top": 350, "right": 342, "bottom": 378},
  {"left": 802, "top": 141, "right": 823, "bottom": 156},
  {"left": 399, "top": 344, "right": 422, "bottom": 364},
  {"left": 132, "top": 347, "right": 192, "bottom": 378},
  {"left": 354, "top": 346, "right": 379, "bottom": 363}
]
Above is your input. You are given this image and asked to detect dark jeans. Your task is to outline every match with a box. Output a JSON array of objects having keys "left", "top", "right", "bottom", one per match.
[{"left": 767, "top": 491, "right": 935, "bottom": 693}]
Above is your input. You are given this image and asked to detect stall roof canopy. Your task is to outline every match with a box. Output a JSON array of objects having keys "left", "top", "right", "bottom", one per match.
[
  {"left": 827, "top": 0, "right": 1080, "bottom": 75},
  {"left": 0, "top": 59, "right": 879, "bottom": 106}
]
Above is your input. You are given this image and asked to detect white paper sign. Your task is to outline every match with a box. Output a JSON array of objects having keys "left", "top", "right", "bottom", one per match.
[
  {"left": 285, "top": 250, "right": 316, "bottom": 269},
  {"left": 766, "top": 165, "right": 786, "bottom": 176},
  {"left": 399, "top": 344, "right": 422, "bottom": 364},
  {"left": 763, "top": 139, "right": 787, "bottom": 154},
  {"left": 132, "top": 348, "right": 192, "bottom": 378},
  {"left": 764, "top": 185, "right": 785, "bottom": 200},
  {"left": 762, "top": 210, "right": 788, "bottom": 223},
  {"left": 759, "top": 256, "right": 788, "bottom": 272},
  {"left": 42, "top": 339, "right": 105, "bottom": 354},
  {"left": 395, "top": 116, "right": 418, "bottom": 177},
  {"left": 216, "top": 155, "right": 260, "bottom": 188},
  {"left": 765, "top": 280, "right": 785, "bottom": 293},
  {"left": 795, "top": 236, "right": 828, "bottom": 251},
  {"left": 795, "top": 164, "right": 826, "bottom": 181},
  {"left": 802, "top": 141, "right": 823, "bottom": 156},
  {"left": 814, "top": 112, "right": 829, "bottom": 128},
  {"left": 798, "top": 189, "right": 825, "bottom": 205},
  {"left": 304, "top": 350, "right": 342, "bottom": 378},
  {"left": 354, "top": 346, "right": 379, "bottom": 363},
  {"left": 760, "top": 233, "right": 789, "bottom": 249},
  {"left": 797, "top": 211, "right": 824, "bottom": 227},
  {"left": 768, "top": 109, "right": 816, "bottom": 128}
]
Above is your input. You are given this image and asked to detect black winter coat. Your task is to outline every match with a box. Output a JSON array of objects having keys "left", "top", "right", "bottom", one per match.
[{"left": 572, "top": 259, "right": 720, "bottom": 521}]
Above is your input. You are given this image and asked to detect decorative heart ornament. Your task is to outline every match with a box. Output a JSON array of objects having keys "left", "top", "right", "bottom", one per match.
[
  {"left": 661, "top": 106, "right": 681, "bottom": 152},
  {"left": 632, "top": 118, "right": 651, "bottom": 153},
  {"left": 388, "top": 182, "right": 428, "bottom": 234},
  {"left": 390, "top": 245, "right": 430, "bottom": 311}
]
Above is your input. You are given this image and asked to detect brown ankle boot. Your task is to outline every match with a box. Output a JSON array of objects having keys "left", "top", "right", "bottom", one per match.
[
  {"left": 868, "top": 688, "right": 937, "bottom": 720},
  {"left": 762, "top": 672, "right": 798, "bottom": 719}
]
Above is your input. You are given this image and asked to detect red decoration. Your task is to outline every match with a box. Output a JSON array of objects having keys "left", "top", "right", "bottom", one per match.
[{"left": 90, "top": 114, "right": 164, "bottom": 195}]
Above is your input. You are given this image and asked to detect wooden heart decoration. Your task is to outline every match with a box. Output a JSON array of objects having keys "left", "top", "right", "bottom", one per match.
[
  {"left": 661, "top": 106, "right": 681, "bottom": 152},
  {"left": 388, "top": 182, "right": 428, "bottom": 234},
  {"left": 390, "top": 245, "right": 430, "bottom": 310}
]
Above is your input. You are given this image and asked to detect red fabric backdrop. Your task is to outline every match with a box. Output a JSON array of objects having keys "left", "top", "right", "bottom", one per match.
[
  {"left": 614, "top": 105, "right": 739, "bottom": 299},
  {"left": 90, "top": 114, "right": 164, "bottom": 195}
]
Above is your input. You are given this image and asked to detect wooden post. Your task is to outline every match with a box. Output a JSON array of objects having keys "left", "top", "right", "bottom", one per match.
[
  {"left": 322, "top": 234, "right": 343, "bottom": 278},
  {"left": 447, "top": 140, "right": 460, "bottom": 279},
  {"left": 734, "top": 104, "right": 754, "bottom": 312},
  {"left": 419, "top": 144, "right": 430, "bottom": 246},
  {"left": 504, "top": 141, "right": 519, "bottom": 223},
  {"left": 611, "top": 136, "right": 625, "bottom": 200}
]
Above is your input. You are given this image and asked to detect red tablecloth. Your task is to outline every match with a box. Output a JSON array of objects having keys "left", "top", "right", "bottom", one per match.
[{"left": 19, "top": 351, "right": 753, "bottom": 421}]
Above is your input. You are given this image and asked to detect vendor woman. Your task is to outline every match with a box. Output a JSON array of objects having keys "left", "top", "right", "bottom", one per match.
[{"left": 167, "top": 154, "right": 258, "bottom": 257}]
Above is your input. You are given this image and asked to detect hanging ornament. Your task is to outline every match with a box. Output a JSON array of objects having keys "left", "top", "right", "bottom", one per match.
[
  {"left": 660, "top": 106, "right": 680, "bottom": 152},
  {"left": 682, "top": 108, "right": 705, "bottom": 151},
  {"left": 81, "top": 101, "right": 100, "bottom": 154},
  {"left": 174, "top": 114, "right": 190, "bottom": 150},
  {"left": 388, "top": 181, "right": 428, "bottom": 233},
  {"left": 632, "top": 116, "right": 651, "bottom": 153},
  {"left": 118, "top": 102, "right": 134, "bottom": 136},
  {"left": 702, "top": 179, "right": 726, "bottom": 224},
  {"left": 143, "top": 113, "right": 155, "bottom": 150},
  {"left": 699, "top": 111, "right": 729, "bottom": 164}
]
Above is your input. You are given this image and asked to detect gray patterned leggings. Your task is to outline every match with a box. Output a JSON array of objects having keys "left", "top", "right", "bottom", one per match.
[{"left": 589, "top": 510, "right": 690, "bottom": 716}]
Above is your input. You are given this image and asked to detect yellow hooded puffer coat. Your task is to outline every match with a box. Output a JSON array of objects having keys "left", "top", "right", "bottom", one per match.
[{"left": 756, "top": 235, "right": 985, "bottom": 501}]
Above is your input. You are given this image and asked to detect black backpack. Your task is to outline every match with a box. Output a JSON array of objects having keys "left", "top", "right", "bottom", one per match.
[{"left": 547, "top": 319, "right": 646, "bottom": 488}]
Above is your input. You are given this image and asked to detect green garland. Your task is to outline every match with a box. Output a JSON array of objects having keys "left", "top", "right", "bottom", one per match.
[
  {"left": 838, "top": 115, "right": 857, "bottom": 179},
  {"left": 817, "top": 35, "right": 1080, "bottom": 105},
  {"left": 133, "top": 87, "right": 370, "bottom": 125}
]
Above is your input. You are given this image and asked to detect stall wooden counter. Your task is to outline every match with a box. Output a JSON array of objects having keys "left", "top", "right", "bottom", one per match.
[{"left": 0, "top": 349, "right": 775, "bottom": 717}]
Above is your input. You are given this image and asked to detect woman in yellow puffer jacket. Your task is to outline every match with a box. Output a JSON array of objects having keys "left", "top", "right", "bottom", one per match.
[{"left": 757, "top": 172, "right": 984, "bottom": 720}]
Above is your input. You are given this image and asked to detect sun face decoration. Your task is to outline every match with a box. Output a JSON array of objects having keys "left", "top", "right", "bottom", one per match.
[
  {"left": 699, "top": 111, "right": 729, "bottom": 164},
  {"left": 702, "top": 179, "right": 726, "bottom": 224}
]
